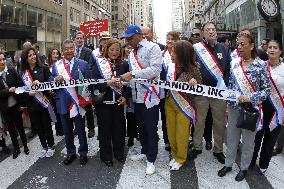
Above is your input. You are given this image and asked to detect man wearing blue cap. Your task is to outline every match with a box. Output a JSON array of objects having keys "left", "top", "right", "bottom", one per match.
[{"left": 121, "top": 24, "right": 163, "bottom": 175}]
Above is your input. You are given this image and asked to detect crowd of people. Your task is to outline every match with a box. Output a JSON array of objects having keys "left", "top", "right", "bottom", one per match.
[{"left": 0, "top": 22, "right": 283, "bottom": 181}]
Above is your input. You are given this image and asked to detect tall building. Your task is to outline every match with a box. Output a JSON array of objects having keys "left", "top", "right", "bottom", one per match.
[
  {"left": 0, "top": 0, "right": 67, "bottom": 54},
  {"left": 133, "top": 0, "right": 150, "bottom": 28},
  {"left": 172, "top": 0, "right": 184, "bottom": 32},
  {"left": 67, "top": 0, "right": 112, "bottom": 48},
  {"left": 111, "top": 0, "right": 133, "bottom": 38},
  {"left": 183, "top": 0, "right": 203, "bottom": 34}
]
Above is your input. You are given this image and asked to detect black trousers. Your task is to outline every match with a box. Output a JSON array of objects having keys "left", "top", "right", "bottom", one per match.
[
  {"left": 29, "top": 109, "right": 54, "bottom": 149},
  {"left": 251, "top": 99, "right": 281, "bottom": 169},
  {"left": 191, "top": 107, "right": 213, "bottom": 142},
  {"left": 135, "top": 103, "right": 159, "bottom": 163},
  {"left": 1, "top": 105, "right": 27, "bottom": 151},
  {"left": 126, "top": 112, "right": 138, "bottom": 139},
  {"left": 85, "top": 105, "right": 95, "bottom": 131},
  {"left": 96, "top": 104, "right": 125, "bottom": 161},
  {"left": 159, "top": 98, "right": 169, "bottom": 144},
  {"left": 251, "top": 124, "right": 281, "bottom": 169}
]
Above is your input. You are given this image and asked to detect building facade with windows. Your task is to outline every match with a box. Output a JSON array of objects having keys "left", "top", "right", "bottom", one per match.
[
  {"left": 172, "top": 0, "right": 184, "bottom": 32},
  {"left": 111, "top": 0, "right": 133, "bottom": 38},
  {"left": 67, "top": 0, "right": 112, "bottom": 48},
  {"left": 0, "top": 0, "right": 67, "bottom": 54},
  {"left": 133, "top": 0, "right": 150, "bottom": 28}
]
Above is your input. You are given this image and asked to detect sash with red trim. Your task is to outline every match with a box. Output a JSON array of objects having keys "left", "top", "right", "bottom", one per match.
[
  {"left": 22, "top": 70, "right": 56, "bottom": 122},
  {"left": 129, "top": 50, "right": 160, "bottom": 109},
  {"left": 92, "top": 48, "right": 102, "bottom": 58},
  {"left": 266, "top": 62, "right": 284, "bottom": 130},
  {"left": 230, "top": 50, "right": 263, "bottom": 129},
  {"left": 193, "top": 42, "right": 226, "bottom": 89},
  {"left": 55, "top": 58, "right": 86, "bottom": 118},
  {"left": 95, "top": 57, "right": 122, "bottom": 95},
  {"left": 166, "top": 62, "right": 196, "bottom": 124}
]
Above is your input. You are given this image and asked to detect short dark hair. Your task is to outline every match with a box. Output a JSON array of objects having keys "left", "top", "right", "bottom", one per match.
[
  {"left": 202, "top": 22, "right": 216, "bottom": 31},
  {"left": 75, "top": 31, "right": 85, "bottom": 38},
  {"left": 262, "top": 38, "right": 270, "bottom": 44},
  {"left": 218, "top": 35, "right": 230, "bottom": 43}
]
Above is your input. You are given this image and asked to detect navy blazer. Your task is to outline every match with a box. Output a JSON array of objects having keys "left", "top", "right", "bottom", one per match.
[{"left": 49, "top": 58, "right": 90, "bottom": 115}]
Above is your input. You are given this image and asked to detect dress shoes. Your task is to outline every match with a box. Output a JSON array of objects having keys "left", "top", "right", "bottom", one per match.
[
  {"left": 24, "top": 146, "right": 30, "bottom": 155},
  {"left": 12, "top": 150, "right": 20, "bottom": 159},
  {"left": 28, "top": 132, "right": 36, "bottom": 139},
  {"left": 2, "top": 146, "right": 10, "bottom": 154},
  {"left": 115, "top": 155, "right": 125, "bottom": 163},
  {"left": 272, "top": 147, "right": 283, "bottom": 156},
  {"left": 79, "top": 155, "right": 88, "bottom": 165},
  {"left": 218, "top": 166, "right": 232, "bottom": 177},
  {"left": 235, "top": 170, "right": 247, "bottom": 182},
  {"left": 165, "top": 143, "right": 171, "bottom": 152},
  {"left": 213, "top": 152, "right": 225, "bottom": 164},
  {"left": 128, "top": 138, "right": 134, "bottom": 147},
  {"left": 205, "top": 141, "right": 212, "bottom": 151},
  {"left": 88, "top": 130, "right": 95, "bottom": 138},
  {"left": 63, "top": 154, "right": 77, "bottom": 165},
  {"left": 103, "top": 160, "right": 113, "bottom": 167},
  {"left": 190, "top": 149, "right": 202, "bottom": 159}
]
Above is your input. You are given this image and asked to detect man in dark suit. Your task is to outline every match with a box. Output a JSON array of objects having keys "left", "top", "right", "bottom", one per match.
[
  {"left": 75, "top": 31, "right": 96, "bottom": 138},
  {"left": 50, "top": 39, "right": 89, "bottom": 165}
]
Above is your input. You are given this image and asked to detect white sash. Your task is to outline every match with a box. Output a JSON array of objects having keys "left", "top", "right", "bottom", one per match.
[
  {"left": 193, "top": 42, "right": 226, "bottom": 89},
  {"left": 96, "top": 57, "right": 122, "bottom": 95},
  {"left": 22, "top": 70, "right": 56, "bottom": 122},
  {"left": 55, "top": 58, "right": 86, "bottom": 118},
  {"left": 129, "top": 50, "right": 160, "bottom": 109},
  {"left": 92, "top": 48, "right": 102, "bottom": 58},
  {"left": 267, "top": 62, "right": 284, "bottom": 130},
  {"left": 230, "top": 50, "right": 263, "bottom": 129},
  {"left": 163, "top": 49, "right": 176, "bottom": 81}
]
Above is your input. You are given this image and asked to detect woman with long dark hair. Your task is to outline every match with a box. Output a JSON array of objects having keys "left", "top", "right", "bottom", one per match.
[
  {"left": 46, "top": 48, "right": 63, "bottom": 136},
  {"left": 250, "top": 40, "right": 284, "bottom": 174},
  {"left": 21, "top": 47, "right": 55, "bottom": 158},
  {"left": 165, "top": 40, "right": 202, "bottom": 170}
]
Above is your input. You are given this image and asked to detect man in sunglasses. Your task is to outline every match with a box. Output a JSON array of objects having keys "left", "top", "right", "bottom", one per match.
[{"left": 190, "top": 28, "right": 202, "bottom": 44}]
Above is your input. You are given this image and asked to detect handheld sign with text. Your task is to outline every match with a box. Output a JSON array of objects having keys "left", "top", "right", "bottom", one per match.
[{"left": 80, "top": 19, "right": 108, "bottom": 38}]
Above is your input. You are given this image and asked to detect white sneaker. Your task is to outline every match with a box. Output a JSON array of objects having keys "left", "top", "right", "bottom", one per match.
[
  {"left": 38, "top": 149, "right": 47, "bottom": 158},
  {"left": 146, "top": 161, "right": 155, "bottom": 175},
  {"left": 170, "top": 161, "right": 183, "bottom": 171},
  {"left": 130, "top": 154, "right": 146, "bottom": 161},
  {"left": 169, "top": 159, "right": 176, "bottom": 167},
  {"left": 45, "top": 148, "right": 55, "bottom": 158}
]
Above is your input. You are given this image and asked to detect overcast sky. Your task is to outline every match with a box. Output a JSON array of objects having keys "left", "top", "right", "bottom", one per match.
[{"left": 153, "top": 0, "right": 172, "bottom": 45}]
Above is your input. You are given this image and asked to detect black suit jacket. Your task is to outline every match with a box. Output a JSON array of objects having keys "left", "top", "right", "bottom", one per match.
[
  {"left": 25, "top": 65, "right": 51, "bottom": 112},
  {"left": 79, "top": 47, "right": 92, "bottom": 63},
  {"left": 0, "top": 68, "right": 25, "bottom": 112}
]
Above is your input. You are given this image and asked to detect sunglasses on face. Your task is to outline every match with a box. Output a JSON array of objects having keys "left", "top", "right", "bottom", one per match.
[{"left": 191, "top": 33, "right": 200, "bottom": 38}]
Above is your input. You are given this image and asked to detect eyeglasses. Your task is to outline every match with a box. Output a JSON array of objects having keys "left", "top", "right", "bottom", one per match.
[{"left": 191, "top": 33, "right": 201, "bottom": 38}]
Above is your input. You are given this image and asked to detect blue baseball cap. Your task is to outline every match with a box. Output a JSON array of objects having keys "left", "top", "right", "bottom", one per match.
[{"left": 122, "top": 25, "right": 142, "bottom": 38}]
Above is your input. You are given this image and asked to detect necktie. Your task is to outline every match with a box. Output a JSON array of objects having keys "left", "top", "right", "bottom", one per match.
[{"left": 76, "top": 48, "right": 80, "bottom": 58}]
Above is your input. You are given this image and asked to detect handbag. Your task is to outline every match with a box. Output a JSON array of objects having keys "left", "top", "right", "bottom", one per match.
[
  {"left": 236, "top": 102, "right": 259, "bottom": 132},
  {"left": 92, "top": 89, "right": 106, "bottom": 105}
]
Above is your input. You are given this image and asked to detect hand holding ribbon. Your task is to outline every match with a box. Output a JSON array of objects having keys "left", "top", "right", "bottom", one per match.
[{"left": 238, "top": 95, "right": 251, "bottom": 103}]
